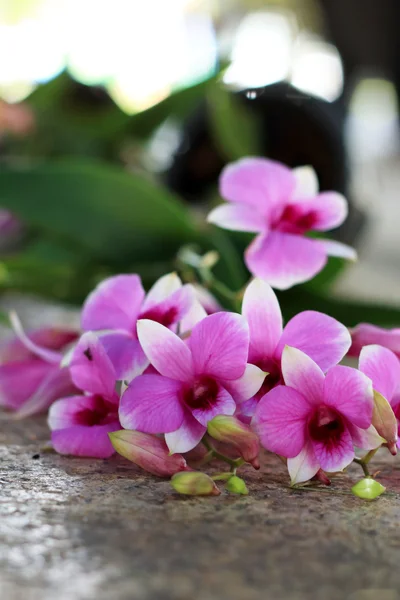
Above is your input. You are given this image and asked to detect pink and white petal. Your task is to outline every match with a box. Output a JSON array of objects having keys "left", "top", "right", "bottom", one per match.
[
  {"left": 192, "top": 284, "right": 222, "bottom": 314},
  {"left": 180, "top": 298, "right": 207, "bottom": 335},
  {"left": 101, "top": 332, "right": 148, "bottom": 382},
  {"left": 0, "top": 325, "right": 78, "bottom": 362},
  {"left": 347, "top": 423, "right": 384, "bottom": 451},
  {"left": 191, "top": 384, "right": 236, "bottom": 426},
  {"left": 287, "top": 441, "right": 320, "bottom": 485},
  {"left": 359, "top": 345, "right": 400, "bottom": 402},
  {"left": 137, "top": 320, "right": 193, "bottom": 381},
  {"left": 141, "top": 272, "right": 182, "bottom": 311},
  {"left": 81, "top": 274, "right": 145, "bottom": 333},
  {"left": 245, "top": 231, "right": 327, "bottom": 290},
  {"left": 349, "top": 323, "right": 400, "bottom": 358},
  {"left": 219, "top": 157, "right": 295, "bottom": 218},
  {"left": 52, "top": 421, "right": 119, "bottom": 458},
  {"left": 304, "top": 192, "right": 348, "bottom": 231},
  {"left": 291, "top": 166, "right": 319, "bottom": 201},
  {"left": 0, "top": 359, "right": 54, "bottom": 410},
  {"left": 252, "top": 385, "right": 310, "bottom": 458},
  {"left": 222, "top": 364, "right": 265, "bottom": 403},
  {"left": 318, "top": 239, "right": 357, "bottom": 261},
  {"left": 15, "top": 367, "right": 77, "bottom": 418},
  {"left": 281, "top": 346, "right": 324, "bottom": 405},
  {"left": 242, "top": 278, "right": 282, "bottom": 363},
  {"left": 311, "top": 423, "right": 354, "bottom": 472},
  {"left": 190, "top": 312, "right": 249, "bottom": 380},
  {"left": 119, "top": 374, "right": 185, "bottom": 433},
  {"left": 70, "top": 332, "right": 117, "bottom": 401},
  {"left": 140, "top": 285, "right": 194, "bottom": 330},
  {"left": 207, "top": 202, "right": 266, "bottom": 233},
  {"left": 277, "top": 310, "right": 351, "bottom": 372},
  {"left": 48, "top": 394, "right": 104, "bottom": 429},
  {"left": 323, "top": 365, "right": 373, "bottom": 429},
  {"left": 165, "top": 412, "right": 207, "bottom": 454},
  {"left": 9, "top": 311, "right": 62, "bottom": 364}
]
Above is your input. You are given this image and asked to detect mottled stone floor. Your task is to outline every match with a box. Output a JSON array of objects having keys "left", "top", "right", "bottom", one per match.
[{"left": 2, "top": 412, "right": 400, "bottom": 600}]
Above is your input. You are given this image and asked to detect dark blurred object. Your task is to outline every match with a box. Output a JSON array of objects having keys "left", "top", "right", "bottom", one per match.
[
  {"left": 166, "top": 82, "right": 363, "bottom": 245},
  {"left": 319, "top": 0, "right": 400, "bottom": 103}
]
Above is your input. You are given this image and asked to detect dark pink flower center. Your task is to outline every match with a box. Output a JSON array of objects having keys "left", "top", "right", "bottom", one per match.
[
  {"left": 274, "top": 204, "right": 318, "bottom": 235},
  {"left": 254, "top": 357, "right": 282, "bottom": 398},
  {"left": 76, "top": 396, "right": 116, "bottom": 426},
  {"left": 184, "top": 377, "right": 219, "bottom": 411},
  {"left": 308, "top": 406, "right": 344, "bottom": 444},
  {"left": 139, "top": 306, "right": 178, "bottom": 328}
]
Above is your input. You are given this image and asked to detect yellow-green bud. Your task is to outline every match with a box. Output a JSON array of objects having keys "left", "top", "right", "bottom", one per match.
[
  {"left": 351, "top": 478, "right": 386, "bottom": 500},
  {"left": 226, "top": 475, "right": 248, "bottom": 495},
  {"left": 372, "top": 390, "right": 398, "bottom": 455},
  {"left": 171, "top": 471, "right": 221, "bottom": 496}
]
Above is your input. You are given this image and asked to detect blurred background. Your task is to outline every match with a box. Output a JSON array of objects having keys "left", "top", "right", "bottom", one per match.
[{"left": 1, "top": 0, "right": 400, "bottom": 327}]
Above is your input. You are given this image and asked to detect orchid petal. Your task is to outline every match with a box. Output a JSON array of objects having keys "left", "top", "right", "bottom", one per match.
[
  {"left": 9, "top": 311, "right": 62, "bottom": 364},
  {"left": 51, "top": 422, "right": 119, "bottom": 458},
  {"left": 180, "top": 298, "right": 207, "bottom": 334},
  {"left": 349, "top": 323, "right": 400, "bottom": 358},
  {"left": 222, "top": 363, "right": 265, "bottom": 403},
  {"left": 119, "top": 374, "right": 185, "bottom": 433},
  {"left": 287, "top": 441, "right": 319, "bottom": 485},
  {"left": 295, "top": 192, "right": 348, "bottom": 231},
  {"left": 347, "top": 423, "right": 384, "bottom": 451},
  {"left": 323, "top": 365, "right": 373, "bottom": 429},
  {"left": 291, "top": 166, "right": 319, "bottom": 201},
  {"left": 0, "top": 359, "right": 54, "bottom": 410},
  {"left": 165, "top": 411, "right": 206, "bottom": 454},
  {"left": 359, "top": 344, "right": 400, "bottom": 402},
  {"left": 311, "top": 422, "right": 354, "bottom": 472},
  {"left": 141, "top": 272, "right": 182, "bottom": 311},
  {"left": 70, "top": 332, "right": 117, "bottom": 401},
  {"left": 281, "top": 346, "right": 324, "bottom": 405},
  {"left": 100, "top": 332, "right": 148, "bottom": 382},
  {"left": 14, "top": 367, "right": 76, "bottom": 418},
  {"left": 139, "top": 284, "right": 194, "bottom": 330},
  {"left": 242, "top": 278, "right": 282, "bottom": 363},
  {"left": 207, "top": 202, "right": 265, "bottom": 233},
  {"left": 245, "top": 231, "right": 327, "bottom": 290},
  {"left": 318, "top": 239, "right": 357, "bottom": 261},
  {"left": 191, "top": 384, "right": 236, "bottom": 427}
]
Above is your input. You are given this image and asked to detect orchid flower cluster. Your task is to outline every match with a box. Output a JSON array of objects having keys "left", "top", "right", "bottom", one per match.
[{"left": 2, "top": 158, "right": 399, "bottom": 500}]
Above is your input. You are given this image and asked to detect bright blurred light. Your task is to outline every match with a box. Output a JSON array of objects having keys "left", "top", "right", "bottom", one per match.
[
  {"left": 224, "top": 10, "right": 296, "bottom": 89},
  {"left": 291, "top": 34, "right": 343, "bottom": 101}
]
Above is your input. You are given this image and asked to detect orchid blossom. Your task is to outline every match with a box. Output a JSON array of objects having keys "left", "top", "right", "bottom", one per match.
[
  {"left": 349, "top": 323, "right": 400, "bottom": 359},
  {"left": 81, "top": 272, "right": 195, "bottom": 382},
  {"left": 253, "top": 346, "right": 378, "bottom": 484},
  {"left": 48, "top": 332, "right": 120, "bottom": 458},
  {"left": 0, "top": 312, "right": 78, "bottom": 417},
  {"left": 238, "top": 278, "right": 351, "bottom": 417},
  {"left": 119, "top": 312, "right": 264, "bottom": 454},
  {"left": 208, "top": 158, "right": 356, "bottom": 289}
]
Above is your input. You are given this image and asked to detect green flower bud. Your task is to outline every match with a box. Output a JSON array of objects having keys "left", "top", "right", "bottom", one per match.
[
  {"left": 226, "top": 475, "right": 249, "bottom": 495},
  {"left": 372, "top": 390, "right": 398, "bottom": 455},
  {"left": 171, "top": 471, "right": 220, "bottom": 496},
  {"left": 351, "top": 478, "right": 386, "bottom": 500},
  {"left": 207, "top": 415, "right": 260, "bottom": 468}
]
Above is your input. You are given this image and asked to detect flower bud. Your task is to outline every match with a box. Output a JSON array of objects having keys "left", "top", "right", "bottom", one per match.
[
  {"left": 372, "top": 391, "right": 398, "bottom": 455},
  {"left": 109, "top": 430, "right": 189, "bottom": 477},
  {"left": 226, "top": 475, "right": 248, "bottom": 495},
  {"left": 171, "top": 471, "right": 221, "bottom": 496},
  {"left": 207, "top": 415, "right": 260, "bottom": 468},
  {"left": 351, "top": 477, "right": 386, "bottom": 500}
]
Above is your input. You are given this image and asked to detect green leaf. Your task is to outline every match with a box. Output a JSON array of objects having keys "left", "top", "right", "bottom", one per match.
[{"left": 0, "top": 159, "right": 196, "bottom": 265}]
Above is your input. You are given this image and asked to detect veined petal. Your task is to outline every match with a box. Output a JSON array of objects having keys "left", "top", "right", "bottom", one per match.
[
  {"left": 14, "top": 367, "right": 77, "bottom": 418},
  {"left": 359, "top": 344, "right": 400, "bottom": 402},
  {"left": 222, "top": 363, "right": 265, "bottom": 403},
  {"left": 311, "top": 422, "right": 354, "bottom": 472},
  {"left": 349, "top": 323, "right": 400, "bottom": 358},
  {"left": 252, "top": 385, "right": 310, "bottom": 458},
  {"left": 137, "top": 320, "right": 193, "bottom": 381},
  {"left": 192, "top": 284, "right": 222, "bottom": 314},
  {"left": 190, "top": 312, "right": 249, "bottom": 380},
  {"left": 100, "top": 332, "right": 148, "bottom": 382},
  {"left": 0, "top": 359, "right": 54, "bottom": 410},
  {"left": 48, "top": 394, "right": 106, "bottom": 429},
  {"left": 70, "top": 332, "right": 117, "bottom": 401},
  {"left": 277, "top": 310, "right": 351, "bottom": 372},
  {"left": 81, "top": 274, "right": 144, "bottom": 333},
  {"left": 291, "top": 166, "right": 319, "bottom": 201},
  {"left": 245, "top": 231, "right": 327, "bottom": 290},
  {"left": 191, "top": 384, "right": 236, "bottom": 427},
  {"left": 347, "top": 423, "right": 384, "bottom": 451},
  {"left": 281, "top": 346, "right": 324, "bottom": 405},
  {"left": 0, "top": 325, "right": 78, "bottom": 363},
  {"left": 318, "top": 239, "right": 357, "bottom": 261},
  {"left": 242, "top": 278, "right": 282, "bottom": 363},
  {"left": 9, "top": 311, "right": 62, "bottom": 364},
  {"left": 141, "top": 272, "right": 182, "bottom": 311},
  {"left": 219, "top": 157, "right": 295, "bottom": 218},
  {"left": 287, "top": 441, "right": 320, "bottom": 485},
  {"left": 52, "top": 422, "right": 119, "bottom": 458},
  {"left": 207, "top": 202, "right": 266, "bottom": 233},
  {"left": 139, "top": 284, "right": 194, "bottom": 330},
  {"left": 180, "top": 298, "right": 207, "bottom": 335},
  {"left": 119, "top": 374, "right": 185, "bottom": 433},
  {"left": 323, "top": 365, "right": 373, "bottom": 429},
  {"left": 165, "top": 411, "right": 206, "bottom": 454}
]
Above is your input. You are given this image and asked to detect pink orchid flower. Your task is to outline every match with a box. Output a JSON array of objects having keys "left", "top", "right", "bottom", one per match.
[
  {"left": 48, "top": 332, "right": 120, "bottom": 458},
  {"left": 359, "top": 344, "right": 400, "bottom": 448},
  {"left": 119, "top": 312, "right": 264, "bottom": 454},
  {"left": 207, "top": 158, "right": 356, "bottom": 289},
  {"left": 238, "top": 278, "right": 351, "bottom": 417},
  {"left": 253, "top": 346, "right": 377, "bottom": 485},
  {"left": 81, "top": 272, "right": 195, "bottom": 382},
  {"left": 349, "top": 323, "right": 400, "bottom": 358},
  {"left": 0, "top": 312, "right": 78, "bottom": 417}
]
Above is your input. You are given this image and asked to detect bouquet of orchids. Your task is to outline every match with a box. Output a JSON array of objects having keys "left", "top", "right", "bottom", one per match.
[{"left": 2, "top": 158, "right": 399, "bottom": 500}]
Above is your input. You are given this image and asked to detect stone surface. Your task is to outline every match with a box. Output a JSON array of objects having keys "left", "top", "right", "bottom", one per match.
[{"left": 2, "top": 413, "right": 400, "bottom": 600}]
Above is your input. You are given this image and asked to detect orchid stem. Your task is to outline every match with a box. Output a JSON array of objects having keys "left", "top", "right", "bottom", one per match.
[{"left": 354, "top": 448, "right": 379, "bottom": 477}]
